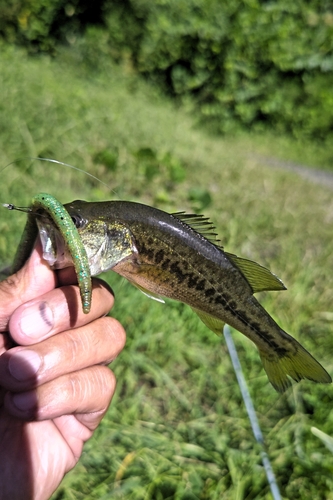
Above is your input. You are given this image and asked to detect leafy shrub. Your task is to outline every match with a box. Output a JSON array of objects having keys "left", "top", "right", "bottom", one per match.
[
  {"left": 0, "top": 0, "right": 104, "bottom": 51},
  {"left": 1, "top": 0, "right": 333, "bottom": 138},
  {"left": 102, "top": 0, "right": 333, "bottom": 138}
]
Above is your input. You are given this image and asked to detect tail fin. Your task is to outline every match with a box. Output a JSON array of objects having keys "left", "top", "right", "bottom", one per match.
[{"left": 260, "top": 339, "right": 331, "bottom": 392}]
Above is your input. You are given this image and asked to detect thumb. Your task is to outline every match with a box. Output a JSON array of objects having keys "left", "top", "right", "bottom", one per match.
[{"left": 0, "top": 244, "right": 57, "bottom": 332}]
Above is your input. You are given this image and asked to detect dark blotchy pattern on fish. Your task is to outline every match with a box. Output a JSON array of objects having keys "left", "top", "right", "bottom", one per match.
[
  {"left": 48, "top": 199, "right": 332, "bottom": 392},
  {"left": 138, "top": 233, "right": 290, "bottom": 358}
]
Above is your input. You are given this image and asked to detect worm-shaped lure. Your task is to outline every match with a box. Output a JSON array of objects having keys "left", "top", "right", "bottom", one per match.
[{"left": 11, "top": 193, "right": 92, "bottom": 313}]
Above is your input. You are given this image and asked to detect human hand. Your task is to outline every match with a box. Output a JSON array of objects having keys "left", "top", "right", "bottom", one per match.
[{"left": 0, "top": 244, "right": 126, "bottom": 500}]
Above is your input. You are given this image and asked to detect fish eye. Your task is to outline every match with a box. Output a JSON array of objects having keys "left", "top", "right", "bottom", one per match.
[{"left": 71, "top": 214, "right": 85, "bottom": 229}]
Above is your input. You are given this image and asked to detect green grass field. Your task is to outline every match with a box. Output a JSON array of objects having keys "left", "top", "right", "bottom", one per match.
[{"left": 1, "top": 42, "right": 333, "bottom": 499}]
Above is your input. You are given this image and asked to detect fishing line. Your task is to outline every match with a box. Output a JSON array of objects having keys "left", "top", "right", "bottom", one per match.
[
  {"left": 0, "top": 156, "right": 110, "bottom": 189},
  {"left": 223, "top": 325, "right": 282, "bottom": 500},
  {"left": 32, "top": 157, "right": 110, "bottom": 188}
]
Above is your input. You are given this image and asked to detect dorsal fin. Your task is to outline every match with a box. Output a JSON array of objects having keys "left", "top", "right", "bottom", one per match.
[
  {"left": 225, "top": 252, "right": 287, "bottom": 293},
  {"left": 171, "top": 212, "right": 285, "bottom": 293},
  {"left": 171, "top": 212, "right": 223, "bottom": 247}
]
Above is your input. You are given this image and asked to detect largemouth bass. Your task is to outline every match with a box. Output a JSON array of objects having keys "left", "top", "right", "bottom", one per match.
[{"left": 10, "top": 195, "right": 332, "bottom": 392}]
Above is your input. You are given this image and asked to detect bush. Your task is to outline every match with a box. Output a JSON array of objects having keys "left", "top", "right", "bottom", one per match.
[
  {"left": 103, "top": 0, "right": 333, "bottom": 138},
  {"left": 0, "top": 0, "right": 104, "bottom": 51},
  {"left": 1, "top": 0, "right": 333, "bottom": 138}
]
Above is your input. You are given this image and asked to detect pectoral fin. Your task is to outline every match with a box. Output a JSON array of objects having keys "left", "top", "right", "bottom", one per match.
[{"left": 131, "top": 282, "right": 165, "bottom": 303}]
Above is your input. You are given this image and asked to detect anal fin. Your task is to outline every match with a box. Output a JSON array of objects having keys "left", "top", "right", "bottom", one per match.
[{"left": 192, "top": 307, "right": 225, "bottom": 337}]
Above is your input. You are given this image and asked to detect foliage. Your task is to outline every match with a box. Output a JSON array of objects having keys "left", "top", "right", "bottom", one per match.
[
  {"left": 102, "top": 0, "right": 333, "bottom": 139},
  {"left": 1, "top": 0, "right": 333, "bottom": 138},
  {"left": 0, "top": 0, "right": 104, "bottom": 51},
  {"left": 2, "top": 44, "right": 333, "bottom": 498}
]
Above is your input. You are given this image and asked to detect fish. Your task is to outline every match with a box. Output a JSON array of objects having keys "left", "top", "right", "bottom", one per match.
[{"left": 11, "top": 196, "right": 332, "bottom": 392}]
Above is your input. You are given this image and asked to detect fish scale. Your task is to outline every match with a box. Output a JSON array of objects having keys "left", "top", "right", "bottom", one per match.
[
  {"left": 126, "top": 228, "right": 292, "bottom": 358},
  {"left": 10, "top": 195, "right": 332, "bottom": 393}
]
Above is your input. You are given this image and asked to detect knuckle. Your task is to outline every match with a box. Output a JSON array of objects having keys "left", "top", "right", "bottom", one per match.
[
  {"left": 105, "top": 317, "right": 127, "bottom": 347},
  {"left": 68, "top": 366, "right": 115, "bottom": 400},
  {"left": 38, "top": 366, "right": 116, "bottom": 419},
  {"left": 98, "top": 317, "right": 127, "bottom": 362},
  {"left": 92, "top": 277, "right": 114, "bottom": 297},
  {"left": 65, "top": 329, "right": 88, "bottom": 363},
  {"left": 92, "top": 278, "right": 115, "bottom": 307}
]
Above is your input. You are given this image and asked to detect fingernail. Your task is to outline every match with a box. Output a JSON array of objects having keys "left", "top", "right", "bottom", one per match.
[
  {"left": 8, "top": 350, "right": 42, "bottom": 381},
  {"left": 11, "top": 391, "right": 37, "bottom": 411},
  {"left": 19, "top": 301, "right": 54, "bottom": 338}
]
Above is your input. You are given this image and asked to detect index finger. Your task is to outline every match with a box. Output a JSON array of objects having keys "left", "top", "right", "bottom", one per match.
[{"left": 8, "top": 277, "right": 115, "bottom": 346}]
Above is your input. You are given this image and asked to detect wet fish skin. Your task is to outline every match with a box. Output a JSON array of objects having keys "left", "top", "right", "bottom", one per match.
[{"left": 61, "top": 199, "right": 331, "bottom": 392}]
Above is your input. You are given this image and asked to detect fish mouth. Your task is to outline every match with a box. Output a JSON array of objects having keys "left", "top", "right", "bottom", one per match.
[
  {"left": 36, "top": 217, "right": 138, "bottom": 276},
  {"left": 36, "top": 218, "right": 107, "bottom": 274},
  {"left": 37, "top": 219, "right": 74, "bottom": 269}
]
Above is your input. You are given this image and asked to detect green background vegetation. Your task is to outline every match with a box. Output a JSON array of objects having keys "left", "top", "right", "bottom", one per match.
[
  {"left": 1, "top": 0, "right": 333, "bottom": 140},
  {"left": 1, "top": 1, "right": 333, "bottom": 498}
]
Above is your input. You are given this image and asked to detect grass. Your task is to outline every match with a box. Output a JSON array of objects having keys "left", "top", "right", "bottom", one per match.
[{"left": 1, "top": 41, "right": 333, "bottom": 498}]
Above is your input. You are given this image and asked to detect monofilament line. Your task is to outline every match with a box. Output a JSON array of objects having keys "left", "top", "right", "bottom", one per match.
[
  {"left": 0, "top": 157, "right": 109, "bottom": 189},
  {"left": 2, "top": 203, "right": 31, "bottom": 213},
  {"left": 223, "top": 325, "right": 282, "bottom": 500}
]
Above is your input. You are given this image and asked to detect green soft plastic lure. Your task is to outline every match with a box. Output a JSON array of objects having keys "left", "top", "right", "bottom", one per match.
[
  {"left": 7, "top": 193, "right": 332, "bottom": 392},
  {"left": 9, "top": 193, "right": 92, "bottom": 313}
]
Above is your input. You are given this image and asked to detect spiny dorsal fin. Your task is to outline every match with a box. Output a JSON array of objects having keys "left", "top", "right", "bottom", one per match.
[
  {"left": 225, "top": 252, "right": 286, "bottom": 293},
  {"left": 171, "top": 212, "right": 222, "bottom": 247},
  {"left": 171, "top": 212, "right": 285, "bottom": 293}
]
